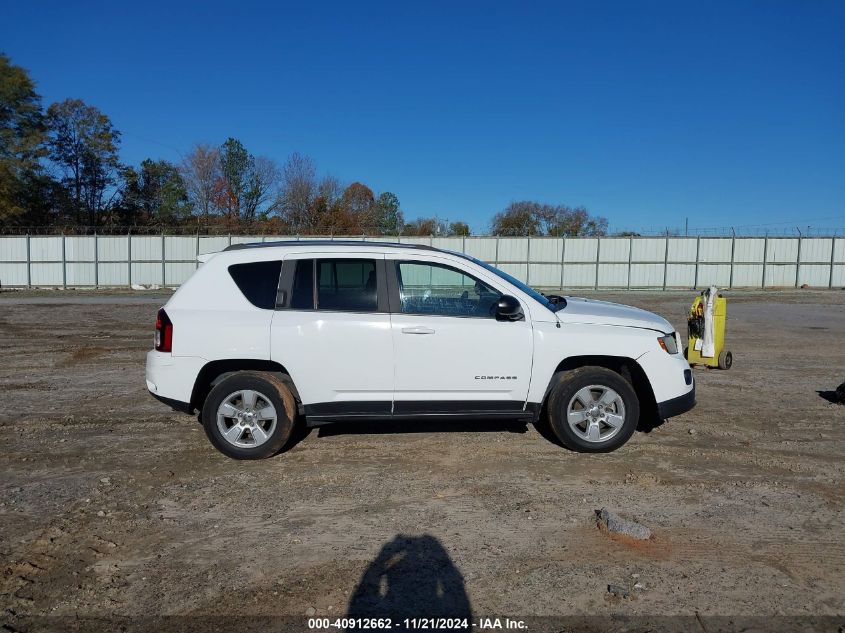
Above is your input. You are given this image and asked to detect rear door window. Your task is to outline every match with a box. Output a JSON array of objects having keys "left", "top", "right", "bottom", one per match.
[
  {"left": 228, "top": 260, "right": 283, "bottom": 309},
  {"left": 316, "top": 259, "right": 378, "bottom": 312}
]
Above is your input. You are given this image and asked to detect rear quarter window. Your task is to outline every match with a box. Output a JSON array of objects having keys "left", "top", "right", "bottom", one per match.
[{"left": 228, "top": 260, "right": 283, "bottom": 309}]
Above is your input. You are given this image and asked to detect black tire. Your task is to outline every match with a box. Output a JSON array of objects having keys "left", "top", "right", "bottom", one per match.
[
  {"left": 547, "top": 367, "right": 640, "bottom": 453},
  {"left": 718, "top": 350, "right": 733, "bottom": 370},
  {"left": 202, "top": 371, "right": 297, "bottom": 460}
]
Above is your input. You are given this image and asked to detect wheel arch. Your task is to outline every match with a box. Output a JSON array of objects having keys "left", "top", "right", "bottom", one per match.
[
  {"left": 190, "top": 359, "right": 302, "bottom": 414},
  {"left": 543, "top": 355, "right": 657, "bottom": 414}
]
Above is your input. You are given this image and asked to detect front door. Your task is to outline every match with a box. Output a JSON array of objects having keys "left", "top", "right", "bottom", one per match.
[
  {"left": 386, "top": 255, "right": 534, "bottom": 415},
  {"left": 271, "top": 253, "right": 394, "bottom": 420}
]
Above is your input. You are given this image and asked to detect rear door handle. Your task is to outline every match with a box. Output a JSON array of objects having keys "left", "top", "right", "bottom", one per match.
[{"left": 401, "top": 326, "right": 435, "bottom": 335}]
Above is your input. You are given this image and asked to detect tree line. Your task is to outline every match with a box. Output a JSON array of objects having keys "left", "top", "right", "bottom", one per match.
[{"left": 0, "top": 53, "right": 608, "bottom": 236}]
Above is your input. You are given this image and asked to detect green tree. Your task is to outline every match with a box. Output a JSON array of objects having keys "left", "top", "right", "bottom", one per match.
[
  {"left": 448, "top": 221, "right": 470, "bottom": 236},
  {"left": 218, "top": 137, "right": 250, "bottom": 220},
  {"left": 137, "top": 159, "right": 192, "bottom": 225},
  {"left": 0, "top": 54, "right": 49, "bottom": 225},
  {"left": 46, "top": 98, "right": 121, "bottom": 225},
  {"left": 217, "top": 138, "right": 278, "bottom": 223},
  {"left": 373, "top": 191, "right": 403, "bottom": 235}
]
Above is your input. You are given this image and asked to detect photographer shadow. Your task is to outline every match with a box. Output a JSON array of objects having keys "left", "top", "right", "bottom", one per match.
[{"left": 347, "top": 534, "right": 473, "bottom": 631}]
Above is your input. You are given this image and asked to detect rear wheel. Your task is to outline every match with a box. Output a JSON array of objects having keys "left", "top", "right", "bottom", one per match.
[
  {"left": 718, "top": 350, "right": 733, "bottom": 370},
  {"left": 202, "top": 372, "right": 297, "bottom": 459},
  {"left": 547, "top": 367, "right": 640, "bottom": 453}
]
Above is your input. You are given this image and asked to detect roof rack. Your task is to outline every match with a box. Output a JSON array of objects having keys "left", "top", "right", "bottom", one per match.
[{"left": 223, "top": 239, "right": 439, "bottom": 252}]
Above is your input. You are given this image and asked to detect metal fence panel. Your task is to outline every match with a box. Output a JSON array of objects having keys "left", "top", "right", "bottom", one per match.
[
  {"left": 767, "top": 238, "right": 799, "bottom": 262},
  {"left": 0, "top": 263, "right": 28, "bottom": 285},
  {"left": 98, "top": 263, "right": 128, "bottom": 286},
  {"left": 800, "top": 238, "right": 832, "bottom": 263},
  {"left": 766, "top": 264, "right": 798, "bottom": 287},
  {"left": 66, "top": 236, "right": 95, "bottom": 261},
  {"left": 2, "top": 234, "right": 844, "bottom": 290},
  {"left": 563, "top": 263, "right": 596, "bottom": 287},
  {"left": 0, "top": 236, "right": 27, "bottom": 261},
  {"left": 66, "top": 262, "right": 96, "bottom": 286},
  {"left": 630, "top": 263, "right": 664, "bottom": 287},
  {"left": 529, "top": 263, "right": 562, "bottom": 287},
  {"left": 733, "top": 238, "right": 765, "bottom": 263},
  {"left": 165, "top": 262, "right": 198, "bottom": 286},
  {"left": 564, "top": 238, "right": 597, "bottom": 263},
  {"left": 732, "top": 264, "right": 764, "bottom": 287},
  {"left": 798, "top": 265, "right": 830, "bottom": 287},
  {"left": 497, "top": 238, "right": 528, "bottom": 262},
  {"left": 667, "top": 238, "right": 697, "bottom": 262},
  {"left": 529, "top": 238, "right": 562, "bottom": 263},
  {"left": 631, "top": 238, "right": 665, "bottom": 263},
  {"left": 430, "top": 237, "right": 463, "bottom": 251},
  {"left": 463, "top": 237, "right": 497, "bottom": 261},
  {"left": 130, "top": 263, "right": 162, "bottom": 286},
  {"left": 698, "top": 238, "right": 732, "bottom": 263},
  {"left": 665, "top": 264, "right": 696, "bottom": 287},
  {"left": 166, "top": 236, "right": 198, "bottom": 261},
  {"left": 498, "top": 262, "right": 528, "bottom": 283},
  {"left": 199, "top": 236, "right": 230, "bottom": 254},
  {"left": 697, "top": 264, "right": 732, "bottom": 287},
  {"left": 598, "top": 238, "right": 629, "bottom": 263},
  {"left": 130, "top": 236, "right": 162, "bottom": 261},
  {"left": 30, "top": 262, "right": 63, "bottom": 286},
  {"left": 30, "top": 236, "right": 63, "bottom": 262},
  {"left": 99, "top": 236, "right": 128, "bottom": 261},
  {"left": 832, "top": 265, "right": 845, "bottom": 286},
  {"left": 598, "top": 263, "right": 628, "bottom": 286}
]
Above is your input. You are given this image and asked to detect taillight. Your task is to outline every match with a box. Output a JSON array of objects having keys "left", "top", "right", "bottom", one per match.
[{"left": 155, "top": 308, "right": 173, "bottom": 352}]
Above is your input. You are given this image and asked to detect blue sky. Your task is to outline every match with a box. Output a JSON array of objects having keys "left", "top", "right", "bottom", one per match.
[{"left": 2, "top": 0, "right": 843, "bottom": 234}]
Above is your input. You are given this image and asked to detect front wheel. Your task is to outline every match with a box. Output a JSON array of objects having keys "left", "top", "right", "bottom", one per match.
[
  {"left": 547, "top": 367, "right": 640, "bottom": 453},
  {"left": 202, "top": 371, "right": 297, "bottom": 459}
]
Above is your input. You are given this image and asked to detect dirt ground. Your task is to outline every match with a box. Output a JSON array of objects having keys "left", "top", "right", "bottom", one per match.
[{"left": 0, "top": 288, "right": 843, "bottom": 632}]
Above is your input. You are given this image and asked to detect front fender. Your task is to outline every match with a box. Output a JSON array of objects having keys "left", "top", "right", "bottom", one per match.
[{"left": 527, "top": 322, "right": 658, "bottom": 403}]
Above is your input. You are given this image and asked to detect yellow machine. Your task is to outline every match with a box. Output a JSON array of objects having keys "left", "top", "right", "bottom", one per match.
[{"left": 686, "top": 291, "right": 733, "bottom": 370}]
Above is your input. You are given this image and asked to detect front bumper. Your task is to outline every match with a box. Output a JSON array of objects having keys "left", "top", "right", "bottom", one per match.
[{"left": 657, "top": 383, "right": 696, "bottom": 419}]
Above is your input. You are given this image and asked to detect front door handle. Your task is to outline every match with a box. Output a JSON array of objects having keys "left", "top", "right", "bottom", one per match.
[{"left": 401, "top": 326, "right": 435, "bottom": 335}]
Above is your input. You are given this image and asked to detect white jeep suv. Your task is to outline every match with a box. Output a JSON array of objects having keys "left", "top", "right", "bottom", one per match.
[{"left": 145, "top": 240, "right": 694, "bottom": 459}]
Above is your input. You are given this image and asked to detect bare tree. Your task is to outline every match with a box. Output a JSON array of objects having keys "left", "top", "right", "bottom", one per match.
[
  {"left": 180, "top": 144, "right": 220, "bottom": 225},
  {"left": 243, "top": 156, "right": 279, "bottom": 221},
  {"left": 278, "top": 152, "right": 317, "bottom": 232}
]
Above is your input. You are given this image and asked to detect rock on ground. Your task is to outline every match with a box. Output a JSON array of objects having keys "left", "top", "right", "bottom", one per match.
[{"left": 596, "top": 507, "right": 651, "bottom": 540}]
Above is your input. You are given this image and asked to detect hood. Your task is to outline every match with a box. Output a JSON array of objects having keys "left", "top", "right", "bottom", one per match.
[{"left": 558, "top": 296, "right": 673, "bottom": 333}]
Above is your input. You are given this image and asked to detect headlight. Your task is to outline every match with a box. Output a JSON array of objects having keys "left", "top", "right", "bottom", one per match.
[{"left": 657, "top": 333, "right": 678, "bottom": 354}]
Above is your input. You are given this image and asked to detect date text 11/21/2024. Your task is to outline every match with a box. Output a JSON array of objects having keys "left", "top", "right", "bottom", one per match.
[{"left": 307, "top": 618, "right": 527, "bottom": 630}]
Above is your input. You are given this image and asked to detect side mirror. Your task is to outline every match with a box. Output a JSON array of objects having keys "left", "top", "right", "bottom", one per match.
[{"left": 495, "top": 295, "right": 524, "bottom": 321}]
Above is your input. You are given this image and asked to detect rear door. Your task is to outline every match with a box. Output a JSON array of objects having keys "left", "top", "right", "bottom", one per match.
[
  {"left": 271, "top": 253, "right": 394, "bottom": 419},
  {"left": 386, "top": 254, "right": 533, "bottom": 415}
]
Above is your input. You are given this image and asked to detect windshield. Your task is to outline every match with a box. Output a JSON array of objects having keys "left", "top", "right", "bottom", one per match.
[{"left": 457, "top": 254, "right": 562, "bottom": 312}]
